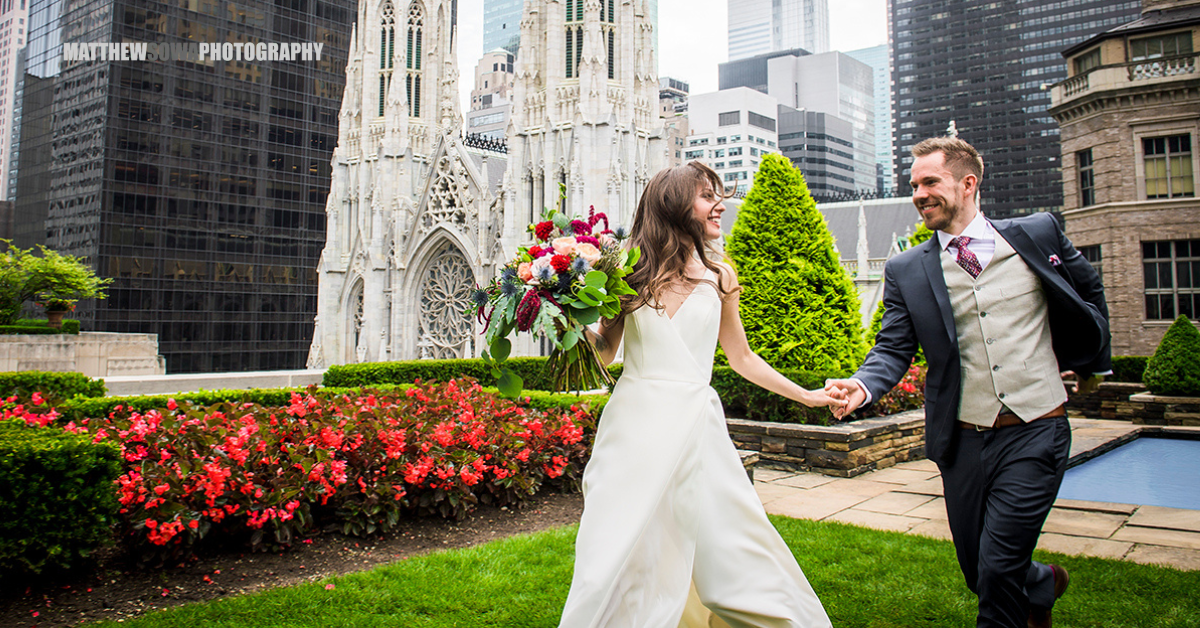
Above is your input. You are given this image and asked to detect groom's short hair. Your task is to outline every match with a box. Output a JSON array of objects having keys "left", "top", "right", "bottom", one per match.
[{"left": 912, "top": 137, "right": 984, "bottom": 182}]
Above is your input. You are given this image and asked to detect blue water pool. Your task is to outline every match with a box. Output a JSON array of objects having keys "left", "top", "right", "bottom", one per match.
[{"left": 1057, "top": 437, "right": 1200, "bottom": 511}]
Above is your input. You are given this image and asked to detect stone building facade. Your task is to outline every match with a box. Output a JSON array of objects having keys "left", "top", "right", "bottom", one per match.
[
  {"left": 308, "top": 0, "right": 509, "bottom": 367},
  {"left": 503, "top": 0, "right": 667, "bottom": 233},
  {"left": 1049, "top": 0, "right": 1200, "bottom": 356},
  {"left": 311, "top": 0, "right": 669, "bottom": 367}
]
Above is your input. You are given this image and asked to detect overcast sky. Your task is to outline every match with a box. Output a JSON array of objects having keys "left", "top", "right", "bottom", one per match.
[{"left": 455, "top": 0, "right": 888, "bottom": 108}]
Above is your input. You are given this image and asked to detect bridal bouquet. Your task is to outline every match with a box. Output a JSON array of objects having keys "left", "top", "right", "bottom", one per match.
[{"left": 470, "top": 202, "right": 639, "bottom": 396}]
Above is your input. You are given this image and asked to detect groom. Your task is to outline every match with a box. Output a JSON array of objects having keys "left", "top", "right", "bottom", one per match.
[{"left": 826, "top": 137, "right": 1110, "bottom": 628}]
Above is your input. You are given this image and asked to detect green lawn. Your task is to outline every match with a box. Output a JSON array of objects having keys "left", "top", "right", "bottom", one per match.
[{"left": 92, "top": 516, "right": 1200, "bottom": 628}]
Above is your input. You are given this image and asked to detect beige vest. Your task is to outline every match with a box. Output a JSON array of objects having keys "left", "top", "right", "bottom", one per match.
[{"left": 942, "top": 233, "right": 1067, "bottom": 427}]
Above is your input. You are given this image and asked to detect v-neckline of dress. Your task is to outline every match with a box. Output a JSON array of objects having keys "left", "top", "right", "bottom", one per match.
[{"left": 664, "top": 270, "right": 712, "bottom": 321}]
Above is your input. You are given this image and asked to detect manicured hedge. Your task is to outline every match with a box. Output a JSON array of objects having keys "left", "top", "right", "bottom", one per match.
[
  {"left": 324, "top": 357, "right": 624, "bottom": 393},
  {"left": 0, "top": 419, "right": 121, "bottom": 580},
  {"left": 325, "top": 358, "right": 855, "bottom": 424},
  {"left": 1110, "top": 356, "right": 1150, "bottom": 384},
  {"left": 0, "top": 319, "right": 80, "bottom": 335},
  {"left": 0, "top": 371, "right": 106, "bottom": 403}
]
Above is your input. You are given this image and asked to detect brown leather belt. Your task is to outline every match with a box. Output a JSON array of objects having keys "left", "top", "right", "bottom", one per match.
[{"left": 959, "top": 404, "right": 1065, "bottom": 431}]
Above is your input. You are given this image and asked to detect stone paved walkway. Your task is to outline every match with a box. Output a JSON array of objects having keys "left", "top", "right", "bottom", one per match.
[{"left": 754, "top": 418, "right": 1200, "bottom": 572}]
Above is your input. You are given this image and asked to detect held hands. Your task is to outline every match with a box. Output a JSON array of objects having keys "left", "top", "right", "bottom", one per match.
[
  {"left": 801, "top": 387, "right": 848, "bottom": 410},
  {"left": 823, "top": 379, "right": 867, "bottom": 420}
]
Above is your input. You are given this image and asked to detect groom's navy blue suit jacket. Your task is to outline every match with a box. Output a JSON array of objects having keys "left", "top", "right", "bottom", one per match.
[{"left": 853, "top": 212, "right": 1111, "bottom": 467}]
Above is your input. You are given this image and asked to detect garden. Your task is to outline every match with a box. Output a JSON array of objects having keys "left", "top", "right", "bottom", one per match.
[{"left": 3, "top": 158, "right": 1200, "bottom": 627}]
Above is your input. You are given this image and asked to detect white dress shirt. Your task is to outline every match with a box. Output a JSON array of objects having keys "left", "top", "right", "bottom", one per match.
[{"left": 937, "top": 211, "right": 996, "bottom": 272}]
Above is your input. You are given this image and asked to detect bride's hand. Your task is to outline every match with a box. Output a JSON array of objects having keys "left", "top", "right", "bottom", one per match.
[{"left": 800, "top": 388, "right": 848, "bottom": 409}]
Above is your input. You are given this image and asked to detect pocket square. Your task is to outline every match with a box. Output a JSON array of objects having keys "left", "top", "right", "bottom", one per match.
[{"left": 1048, "top": 254, "right": 1062, "bottom": 266}]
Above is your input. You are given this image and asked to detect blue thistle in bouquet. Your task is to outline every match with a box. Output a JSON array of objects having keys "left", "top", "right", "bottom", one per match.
[{"left": 469, "top": 193, "right": 639, "bottom": 397}]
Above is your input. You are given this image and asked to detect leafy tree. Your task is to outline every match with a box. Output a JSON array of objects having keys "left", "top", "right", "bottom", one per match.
[
  {"left": 724, "top": 154, "right": 867, "bottom": 374},
  {"left": 1143, "top": 315, "right": 1200, "bottom": 396},
  {"left": 0, "top": 240, "right": 110, "bottom": 324}
]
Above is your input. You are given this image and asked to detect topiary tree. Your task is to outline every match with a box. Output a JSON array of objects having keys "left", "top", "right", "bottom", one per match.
[
  {"left": 1143, "top": 315, "right": 1200, "bottom": 396},
  {"left": 724, "top": 154, "right": 867, "bottom": 374}
]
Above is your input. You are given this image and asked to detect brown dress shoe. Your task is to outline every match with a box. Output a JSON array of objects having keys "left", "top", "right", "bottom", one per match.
[{"left": 1027, "top": 565, "right": 1070, "bottom": 628}]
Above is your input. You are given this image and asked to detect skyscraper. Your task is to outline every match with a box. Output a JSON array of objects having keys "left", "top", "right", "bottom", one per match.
[
  {"left": 0, "top": 0, "right": 27, "bottom": 201},
  {"left": 890, "top": 0, "right": 1142, "bottom": 217},
  {"left": 727, "top": 0, "right": 828, "bottom": 61},
  {"left": 13, "top": 0, "right": 355, "bottom": 373},
  {"left": 482, "top": 0, "right": 524, "bottom": 56},
  {"left": 720, "top": 49, "right": 876, "bottom": 194},
  {"left": 845, "top": 44, "right": 893, "bottom": 194}
]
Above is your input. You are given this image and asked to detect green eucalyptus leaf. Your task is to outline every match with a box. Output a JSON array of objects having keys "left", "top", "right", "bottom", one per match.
[
  {"left": 585, "top": 270, "right": 607, "bottom": 289},
  {"left": 490, "top": 337, "right": 512, "bottom": 362},
  {"left": 573, "top": 307, "right": 601, "bottom": 326},
  {"left": 561, "top": 327, "right": 581, "bottom": 351},
  {"left": 497, "top": 370, "right": 523, "bottom": 398},
  {"left": 577, "top": 287, "right": 603, "bottom": 307}
]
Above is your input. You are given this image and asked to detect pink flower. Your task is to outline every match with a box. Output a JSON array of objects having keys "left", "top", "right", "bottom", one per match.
[
  {"left": 575, "top": 243, "right": 601, "bottom": 266},
  {"left": 551, "top": 236, "right": 578, "bottom": 256},
  {"left": 31, "top": 392, "right": 45, "bottom": 406},
  {"left": 517, "top": 262, "right": 533, "bottom": 282}
]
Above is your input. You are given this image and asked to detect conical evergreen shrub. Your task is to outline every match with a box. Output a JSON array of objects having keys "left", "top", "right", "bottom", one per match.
[
  {"left": 1143, "top": 315, "right": 1200, "bottom": 396},
  {"left": 724, "top": 154, "right": 866, "bottom": 373}
]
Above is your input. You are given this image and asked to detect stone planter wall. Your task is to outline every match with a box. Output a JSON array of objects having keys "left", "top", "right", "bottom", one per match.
[
  {"left": 1124, "top": 393, "right": 1200, "bottom": 426},
  {"left": 726, "top": 409, "right": 925, "bottom": 478},
  {"left": 1066, "top": 381, "right": 1147, "bottom": 420},
  {"left": 0, "top": 332, "right": 165, "bottom": 377}
]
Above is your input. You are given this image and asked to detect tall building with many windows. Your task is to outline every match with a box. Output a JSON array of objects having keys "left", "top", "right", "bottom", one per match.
[
  {"left": 466, "top": 48, "right": 514, "bottom": 140},
  {"left": 0, "top": 0, "right": 27, "bottom": 201},
  {"left": 1049, "top": 0, "right": 1199, "bottom": 355},
  {"left": 482, "top": 0, "right": 523, "bottom": 56},
  {"left": 845, "top": 44, "right": 893, "bottom": 194},
  {"left": 727, "top": 0, "right": 828, "bottom": 61},
  {"left": 720, "top": 48, "right": 876, "bottom": 194},
  {"left": 686, "top": 87, "right": 780, "bottom": 195},
  {"left": 890, "top": 0, "right": 1141, "bottom": 218},
  {"left": 13, "top": 0, "right": 355, "bottom": 373}
]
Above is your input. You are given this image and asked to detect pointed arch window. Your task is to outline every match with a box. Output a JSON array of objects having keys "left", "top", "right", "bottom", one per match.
[
  {"left": 406, "top": 1, "right": 424, "bottom": 117},
  {"left": 379, "top": 1, "right": 395, "bottom": 116},
  {"left": 602, "top": 0, "right": 615, "bottom": 80},
  {"left": 565, "top": 0, "right": 582, "bottom": 79}
]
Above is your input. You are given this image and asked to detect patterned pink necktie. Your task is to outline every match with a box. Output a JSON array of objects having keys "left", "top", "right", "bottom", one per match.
[{"left": 951, "top": 236, "right": 982, "bottom": 278}]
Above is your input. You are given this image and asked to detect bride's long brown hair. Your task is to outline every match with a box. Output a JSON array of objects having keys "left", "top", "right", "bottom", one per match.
[{"left": 616, "top": 161, "right": 732, "bottom": 322}]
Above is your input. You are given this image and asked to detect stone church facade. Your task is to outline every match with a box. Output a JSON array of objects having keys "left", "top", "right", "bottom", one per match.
[{"left": 309, "top": 0, "right": 667, "bottom": 368}]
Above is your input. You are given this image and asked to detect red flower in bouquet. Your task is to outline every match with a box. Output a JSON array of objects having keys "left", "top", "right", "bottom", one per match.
[{"left": 535, "top": 221, "right": 555, "bottom": 241}]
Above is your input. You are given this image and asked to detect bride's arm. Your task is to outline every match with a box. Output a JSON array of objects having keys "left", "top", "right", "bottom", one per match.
[
  {"left": 715, "top": 263, "right": 843, "bottom": 408},
  {"left": 585, "top": 316, "right": 624, "bottom": 366}
]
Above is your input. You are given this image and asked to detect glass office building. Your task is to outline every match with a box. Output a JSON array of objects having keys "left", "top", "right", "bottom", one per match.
[
  {"left": 891, "top": 0, "right": 1141, "bottom": 218},
  {"left": 14, "top": 0, "right": 355, "bottom": 373}
]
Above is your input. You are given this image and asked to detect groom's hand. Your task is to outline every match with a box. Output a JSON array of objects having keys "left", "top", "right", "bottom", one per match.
[{"left": 824, "top": 379, "right": 866, "bottom": 419}]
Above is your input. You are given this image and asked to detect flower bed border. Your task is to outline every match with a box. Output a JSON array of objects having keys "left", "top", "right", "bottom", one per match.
[{"left": 726, "top": 409, "right": 926, "bottom": 478}]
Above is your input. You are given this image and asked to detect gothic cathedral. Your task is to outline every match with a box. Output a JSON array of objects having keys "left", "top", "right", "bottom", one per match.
[{"left": 309, "top": 0, "right": 666, "bottom": 368}]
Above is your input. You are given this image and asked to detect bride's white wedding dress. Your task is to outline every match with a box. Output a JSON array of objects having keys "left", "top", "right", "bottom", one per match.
[{"left": 559, "top": 271, "right": 831, "bottom": 628}]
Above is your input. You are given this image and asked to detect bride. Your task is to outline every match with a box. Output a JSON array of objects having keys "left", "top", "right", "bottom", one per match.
[{"left": 559, "top": 162, "right": 840, "bottom": 627}]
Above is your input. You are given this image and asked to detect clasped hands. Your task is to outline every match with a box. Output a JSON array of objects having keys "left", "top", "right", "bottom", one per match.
[{"left": 821, "top": 379, "right": 867, "bottom": 420}]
